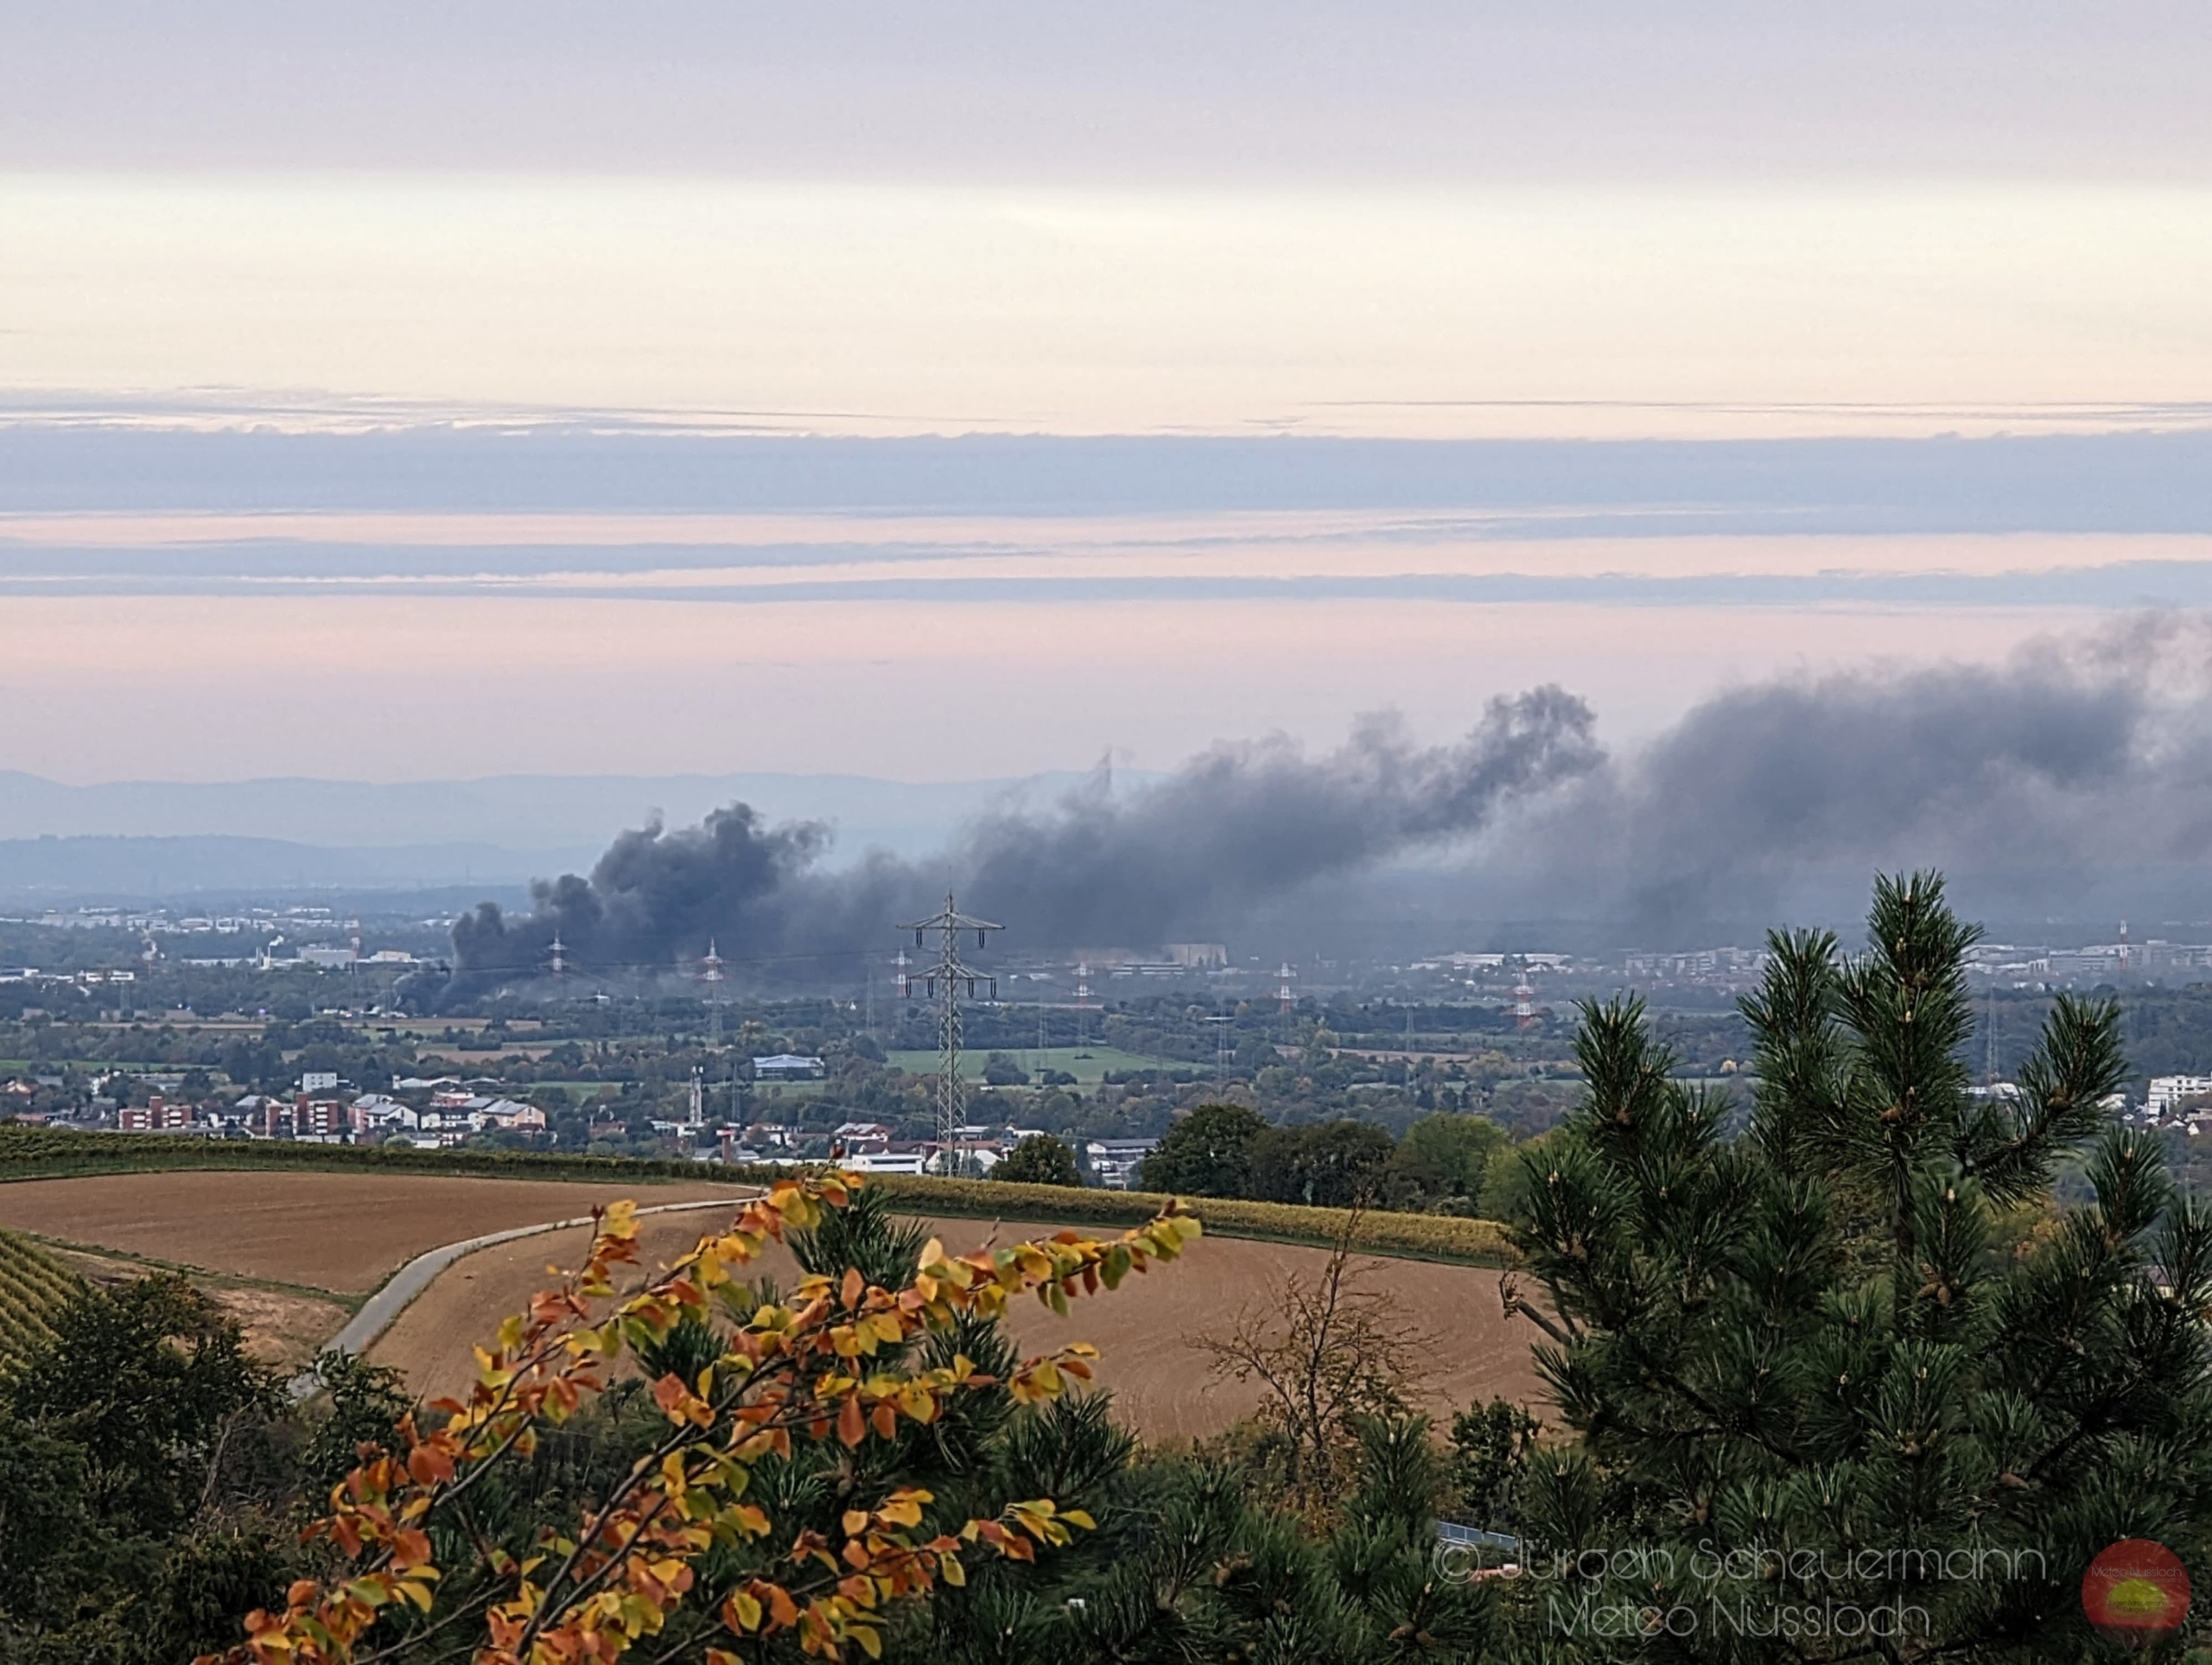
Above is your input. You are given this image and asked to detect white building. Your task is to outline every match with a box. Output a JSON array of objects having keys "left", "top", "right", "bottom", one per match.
[
  {"left": 847, "top": 1150, "right": 930, "bottom": 1174},
  {"left": 2146, "top": 1075, "right": 2212, "bottom": 1116},
  {"left": 753, "top": 1053, "right": 827, "bottom": 1080},
  {"left": 1085, "top": 1137, "right": 1159, "bottom": 1191}
]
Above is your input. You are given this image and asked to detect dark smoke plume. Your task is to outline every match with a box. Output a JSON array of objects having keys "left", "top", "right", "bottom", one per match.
[
  {"left": 442, "top": 617, "right": 2212, "bottom": 994},
  {"left": 1499, "top": 616, "right": 2212, "bottom": 934},
  {"left": 447, "top": 686, "right": 1600, "bottom": 988}
]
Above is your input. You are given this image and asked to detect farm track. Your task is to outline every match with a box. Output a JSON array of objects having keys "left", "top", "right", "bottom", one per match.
[
  {"left": 0, "top": 1170, "right": 750, "bottom": 1293},
  {"left": 369, "top": 1212, "right": 1545, "bottom": 1439}
]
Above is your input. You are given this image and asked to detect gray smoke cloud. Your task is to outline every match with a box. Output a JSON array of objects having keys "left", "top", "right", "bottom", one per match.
[
  {"left": 447, "top": 685, "right": 1601, "bottom": 988},
  {"left": 439, "top": 616, "right": 2212, "bottom": 995},
  {"left": 1498, "top": 615, "right": 2212, "bottom": 934}
]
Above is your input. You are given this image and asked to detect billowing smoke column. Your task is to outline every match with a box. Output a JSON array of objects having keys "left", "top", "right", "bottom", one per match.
[
  {"left": 448, "top": 685, "right": 1602, "bottom": 988},
  {"left": 956, "top": 686, "right": 1599, "bottom": 945},
  {"left": 442, "top": 616, "right": 2212, "bottom": 995},
  {"left": 453, "top": 806, "right": 842, "bottom": 978},
  {"left": 1510, "top": 617, "right": 2212, "bottom": 932}
]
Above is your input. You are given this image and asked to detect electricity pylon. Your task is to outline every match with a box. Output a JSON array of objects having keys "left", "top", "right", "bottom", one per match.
[{"left": 899, "top": 893, "right": 1001, "bottom": 1178}]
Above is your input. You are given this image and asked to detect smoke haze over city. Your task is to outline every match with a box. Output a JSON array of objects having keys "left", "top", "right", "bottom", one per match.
[{"left": 423, "top": 618, "right": 2212, "bottom": 988}]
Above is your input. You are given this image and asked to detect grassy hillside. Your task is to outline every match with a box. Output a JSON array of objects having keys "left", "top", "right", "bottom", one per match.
[{"left": 0, "top": 1228, "right": 83, "bottom": 1363}]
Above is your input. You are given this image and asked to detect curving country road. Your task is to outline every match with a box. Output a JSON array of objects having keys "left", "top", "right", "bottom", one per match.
[{"left": 288, "top": 1193, "right": 756, "bottom": 1401}]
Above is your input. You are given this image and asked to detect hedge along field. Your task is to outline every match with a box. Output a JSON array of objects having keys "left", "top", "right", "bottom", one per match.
[
  {"left": 0, "top": 1124, "right": 734, "bottom": 1188},
  {"left": 0, "top": 1125, "right": 1514, "bottom": 1268},
  {"left": 856, "top": 1175, "right": 1513, "bottom": 1267},
  {"left": 0, "top": 1227, "right": 84, "bottom": 1363}
]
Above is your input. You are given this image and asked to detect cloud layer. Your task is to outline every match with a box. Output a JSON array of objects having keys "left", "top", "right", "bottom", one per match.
[{"left": 7, "top": 3, "right": 2208, "bottom": 185}]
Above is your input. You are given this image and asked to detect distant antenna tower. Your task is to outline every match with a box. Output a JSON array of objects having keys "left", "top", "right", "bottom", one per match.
[
  {"left": 1276, "top": 962, "right": 1298, "bottom": 1014},
  {"left": 689, "top": 1065, "right": 705, "bottom": 1128},
  {"left": 547, "top": 932, "right": 567, "bottom": 982},
  {"left": 1074, "top": 960, "right": 1093, "bottom": 1046},
  {"left": 1204, "top": 1008, "right": 1234, "bottom": 1077},
  {"left": 2119, "top": 919, "right": 2131, "bottom": 975},
  {"left": 1513, "top": 961, "right": 1536, "bottom": 1030},
  {"left": 348, "top": 918, "right": 362, "bottom": 966},
  {"left": 899, "top": 893, "right": 1002, "bottom": 1179},
  {"left": 700, "top": 938, "right": 727, "bottom": 1046}
]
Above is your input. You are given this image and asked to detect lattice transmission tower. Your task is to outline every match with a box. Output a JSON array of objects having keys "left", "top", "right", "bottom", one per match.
[{"left": 899, "top": 893, "right": 1002, "bottom": 1177}]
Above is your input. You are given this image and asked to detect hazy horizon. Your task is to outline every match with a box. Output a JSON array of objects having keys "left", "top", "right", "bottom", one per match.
[{"left": 10, "top": 6, "right": 2212, "bottom": 939}]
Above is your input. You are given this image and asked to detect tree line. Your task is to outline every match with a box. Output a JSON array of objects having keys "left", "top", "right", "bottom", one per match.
[{"left": 1137, "top": 1098, "right": 1530, "bottom": 1214}]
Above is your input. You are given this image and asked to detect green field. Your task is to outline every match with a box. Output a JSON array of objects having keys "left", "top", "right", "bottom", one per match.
[{"left": 886, "top": 1045, "right": 1191, "bottom": 1086}]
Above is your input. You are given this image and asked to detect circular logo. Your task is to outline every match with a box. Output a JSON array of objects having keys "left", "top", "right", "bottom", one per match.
[{"left": 2082, "top": 1540, "right": 2191, "bottom": 1648}]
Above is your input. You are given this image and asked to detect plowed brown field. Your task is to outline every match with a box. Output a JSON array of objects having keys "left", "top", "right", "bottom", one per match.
[
  {"left": 368, "top": 1211, "right": 1544, "bottom": 1439},
  {"left": 0, "top": 1171, "right": 749, "bottom": 1293},
  {"left": 0, "top": 1172, "right": 1546, "bottom": 1438}
]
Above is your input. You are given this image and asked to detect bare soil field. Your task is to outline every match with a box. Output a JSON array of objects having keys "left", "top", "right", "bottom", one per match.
[
  {"left": 0, "top": 1172, "right": 1544, "bottom": 1436},
  {"left": 0, "top": 1172, "right": 749, "bottom": 1294},
  {"left": 371, "top": 1213, "right": 1543, "bottom": 1440}
]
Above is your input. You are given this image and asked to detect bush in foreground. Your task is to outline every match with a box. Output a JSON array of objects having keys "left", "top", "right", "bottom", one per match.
[
  {"left": 207, "top": 1176, "right": 1202, "bottom": 1662},
  {"left": 1503, "top": 873, "right": 2212, "bottom": 1659}
]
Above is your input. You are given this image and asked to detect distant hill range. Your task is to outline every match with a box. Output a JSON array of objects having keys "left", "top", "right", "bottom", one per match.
[{"left": 0, "top": 769, "right": 1133, "bottom": 900}]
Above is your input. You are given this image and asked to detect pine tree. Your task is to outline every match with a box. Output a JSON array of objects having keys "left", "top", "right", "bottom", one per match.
[{"left": 1503, "top": 873, "right": 2212, "bottom": 1661}]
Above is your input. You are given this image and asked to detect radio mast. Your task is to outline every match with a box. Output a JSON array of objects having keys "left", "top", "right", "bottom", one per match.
[{"left": 899, "top": 893, "right": 1002, "bottom": 1178}]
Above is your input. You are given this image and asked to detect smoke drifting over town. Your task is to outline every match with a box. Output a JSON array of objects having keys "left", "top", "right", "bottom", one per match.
[
  {"left": 446, "top": 620, "right": 2212, "bottom": 990},
  {"left": 1512, "top": 618, "right": 2212, "bottom": 934},
  {"left": 450, "top": 686, "right": 1602, "bottom": 984}
]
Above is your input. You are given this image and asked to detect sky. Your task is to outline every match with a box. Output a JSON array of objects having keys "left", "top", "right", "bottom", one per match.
[{"left": 3, "top": 4, "right": 2210, "bottom": 793}]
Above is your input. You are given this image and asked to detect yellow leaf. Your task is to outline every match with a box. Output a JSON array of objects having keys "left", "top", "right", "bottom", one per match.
[
  {"left": 728, "top": 1590, "right": 763, "bottom": 1632},
  {"left": 852, "top": 1624, "right": 884, "bottom": 1660},
  {"left": 938, "top": 1553, "right": 967, "bottom": 1587}
]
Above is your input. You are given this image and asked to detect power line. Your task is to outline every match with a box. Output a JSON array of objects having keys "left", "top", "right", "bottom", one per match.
[{"left": 898, "top": 892, "right": 1002, "bottom": 1179}]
